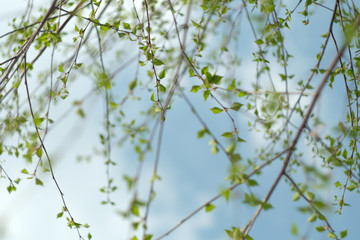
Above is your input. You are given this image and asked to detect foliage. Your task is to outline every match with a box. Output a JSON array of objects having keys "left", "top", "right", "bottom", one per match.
[{"left": 0, "top": 0, "right": 360, "bottom": 239}]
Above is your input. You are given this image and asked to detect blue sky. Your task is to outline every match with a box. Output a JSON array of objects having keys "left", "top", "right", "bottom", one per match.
[{"left": 0, "top": 1, "right": 359, "bottom": 240}]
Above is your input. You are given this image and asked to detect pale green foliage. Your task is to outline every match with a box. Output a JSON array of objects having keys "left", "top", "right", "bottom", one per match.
[{"left": 0, "top": 0, "right": 360, "bottom": 240}]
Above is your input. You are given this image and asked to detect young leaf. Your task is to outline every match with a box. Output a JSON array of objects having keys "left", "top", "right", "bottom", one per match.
[
  {"left": 201, "top": 66, "right": 209, "bottom": 75},
  {"left": 144, "top": 234, "right": 152, "bottom": 240},
  {"left": 291, "top": 223, "right": 298, "bottom": 236},
  {"left": 238, "top": 91, "right": 247, "bottom": 97},
  {"left": 305, "top": 191, "right": 314, "bottom": 201},
  {"left": 222, "top": 189, "right": 230, "bottom": 202},
  {"left": 226, "top": 142, "right": 236, "bottom": 154},
  {"left": 197, "top": 128, "right": 207, "bottom": 138},
  {"left": 307, "top": 213, "right": 317, "bottom": 222},
  {"left": 210, "top": 107, "right": 223, "bottom": 114},
  {"left": 247, "top": 179, "right": 258, "bottom": 186},
  {"left": 123, "top": 22, "right": 131, "bottom": 30},
  {"left": 209, "top": 74, "right": 222, "bottom": 84},
  {"left": 205, "top": 203, "right": 215, "bottom": 212},
  {"left": 334, "top": 181, "right": 342, "bottom": 188},
  {"left": 159, "top": 69, "right": 166, "bottom": 79},
  {"left": 255, "top": 39, "right": 264, "bottom": 45},
  {"left": 153, "top": 58, "right": 165, "bottom": 66},
  {"left": 158, "top": 84, "right": 166, "bottom": 92},
  {"left": 191, "top": 85, "right": 201, "bottom": 93},
  {"left": 128, "top": 78, "right": 137, "bottom": 90},
  {"left": 315, "top": 226, "right": 325, "bottom": 232},
  {"left": 221, "top": 132, "right": 234, "bottom": 138},
  {"left": 35, "top": 178, "right": 44, "bottom": 186},
  {"left": 328, "top": 232, "right": 337, "bottom": 239},
  {"left": 34, "top": 117, "right": 44, "bottom": 128},
  {"left": 230, "top": 102, "right": 243, "bottom": 111},
  {"left": 340, "top": 229, "right": 347, "bottom": 238},
  {"left": 292, "top": 192, "right": 300, "bottom": 201},
  {"left": 150, "top": 92, "right": 155, "bottom": 102},
  {"left": 203, "top": 90, "right": 211, "bottom": 101},
  {"left": 227, "top": 79, "right": 236, "bottom": 91}
]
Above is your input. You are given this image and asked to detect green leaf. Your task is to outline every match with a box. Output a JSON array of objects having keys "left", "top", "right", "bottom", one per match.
[
  {"left": 132, "top": 205, "right": 139, "bottom": 216},
  {"left": 238, "top": 91, "right": 246, "bottom": 97},
  {"left": 222, "top": 189, "right": 230, "bottom": 202},
  {"left": 225, "top": 227, "right": 243, "bottom": 239},
  {"left": 191, "top": 20, "right": 200, "bottom": 28},
  {"left": 57, "top": 212, "right": 64, "bottom": 218},
  {"left": 260, "top": 0, "right": 275, "bottom": 13},
  {"left": 159, "top": 69, "right": 166, "bottom": 79},
  {"left": 347, "top": 182, "right": 356, "bottom": 191},
  {"left": 188, "top": 68, "right": 195, "bottom": 77},
  {"left": 205, "top": 203, "right": 215, "bottom": 212},
  {"left": 340, "top": 229, "right": 347, "bottom": 238},
  {"left": 95, "top": 71, "right": 111, "bottom": 89},
  {"left": 123, "top": 22, "right": 131, "bottom": 30},
  {"left": 151, "top": 173, "right": 161, "bottom": 182},
  {"left": 59, "top": 65, "right": 64, "bottom": 72},
  {"left": 230, "top": 102, "right": 243, "bottom": 111},
  {"left": 34, "top": 117, "right": 44, "bottom": 128},
  {"left": 305, "top": 191, "right": 314, "bottom": 201},
  {"left": 77, "top": 108, "right": 85, "bottom": 118},
  {"left": 226, "top": 142, "right": 236, "bottom": 154},
  {"left": 307, "top": 213, "right": 317, "bottom": 222},
  {"left": 35, "top": 178, "right": 44, "bottom": 186},
  {"left": 334, "top": 181, "right": 342, "bottom": 188},
  {"left": 191, "top": 85, "right": 201, "bottom": 93},
  {"left": 315, "top": 226, "right": 325, "bottom": 232},
  {"left": 21, "top": 168, "right": 29, "bottom": 174},
  {"left": 36, "top": 148, "right": 43, "bottom": 158},
  {"left": 150, "top": 92, "right": 155, "bottom": 102},
  {"left": 158, "top": 84, "right": 166, "bottom": 93},
  {"left": 210, "top": 107, "right": 223, "bottom": 114},
  {"left": 221, "top": 132, "right": 234, "bottom": 138},
  {"left": 7, "top": 185, "right": 16, "bottom": 193},
  {"left": 221, "top": 6, "right": 228, "bottom": 14},
  {"left": 227, "top": 79, "right": 236, "bottom": 91},
  {"left": 245, "top": 235, "right": 254, "bottom": 240},
  {"left": 197, "top": 128, "right": 207, "bottom": 138},
  {"left": 255, "top": 39, "right": 264, "bottom": 45},
  {"left": 292, "top": 192, "right": 300, "bottom": 201},
  {"left": 247, "top": 179, "right": 258, "bottom": 186},
  {"left": 203, "top": 89, "right": 211, "bottom": 101},
  {"left": 144, "top": 234, "right": 152, "bottom": 240},
  {"left": 230, "top": 153, "right": 241, "bottom": 163},
  {"left": 100, "top": 24, "right": 110, "bottom": 31},
  {"left": 314, "top": 201, "right": 326, "bottom": 209},
  {"left": 211, "top": 145, "right": 219, "bottom": 154},
  {"left": 153, "top": 58, "right": 165, "bottom": 66},
  {"left": 328, "top": 232, "right": 337, "bottom": 239},
  {"left": 209, "top": 74, "right": 222, "bottom": 84},
  {"left": 118, "top": 32, "right": 127, "bottom": 38},
  {"left": 201, "top": 66, "right": 209, "bottom": 75},
  {"left": 305, "top": 0, "right": 313, "bottom": 7},
  {"left": 317, "top": 213, "right": 326, "bottom": 221},
  {"left": 342, "top": 149, "right": 348, "bottom": 159},
  {"left": 128, "top": 78, "right": 137, "bottom": 90},
  {"left": 291, "top": 223, "right": 298, "bottom": 236},
  {"left": 262, "top": 202, "right": 273, "bottom": 210}
]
